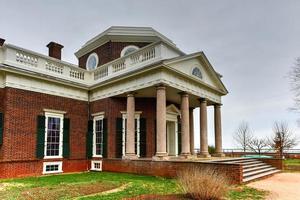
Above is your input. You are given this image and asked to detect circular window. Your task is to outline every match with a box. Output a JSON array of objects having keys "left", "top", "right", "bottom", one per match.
[
  {"left": 192, "top": 67, "right": 202, "bottom": 79},
  {"left": 120, "top": 45, "right": 139, "bottom": 57},
  {"left": 86, "top": 53, "right": 99, "bottom": 70}
]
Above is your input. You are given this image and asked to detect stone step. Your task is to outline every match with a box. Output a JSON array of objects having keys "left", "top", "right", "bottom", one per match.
[
  {"left": 243, "top": 167, "right": 276, "bottom": 177},
  {"left": 243, "top": 165, "right": 272, "bottom": 173},
  {"left": 234, "top": 160, "right": 262, "bottom": 165},
  {"left": 219, "top": 159, "right": 258, "bottom": 164},
  {"left": 243, "top": 163, "right": 266, "bottom": 169},
  {"left": 243, "top": 169, "right": 281, "bottom": 182}
]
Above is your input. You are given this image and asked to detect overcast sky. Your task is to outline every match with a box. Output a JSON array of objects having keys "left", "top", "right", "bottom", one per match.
[{"left": 1, "top": 0, "right": 300, "bottom": 149}]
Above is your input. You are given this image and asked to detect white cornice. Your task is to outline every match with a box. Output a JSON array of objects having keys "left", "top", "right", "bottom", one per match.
[{"left": 75, "top": 26, "right": 178, "bottom": 58}]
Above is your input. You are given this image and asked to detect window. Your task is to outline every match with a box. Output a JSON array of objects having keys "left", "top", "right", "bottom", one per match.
[
  {"left": 43, "top": 161, "right": 63, "bottom": 174},
  {"left": 91, "top": 160, "right": 102, "bottom": 171},
  {"left": 44, "top": 113, "right": 64, "bottom": 159},
  {"left": 86, "top": 53, "right": 99, "bottom": 70},
  {"left": 120, "top": 45, "right": 139, "bottom": 57},
  {"left": 93, "top": 115, "right": 104, "bottom": 157},
  {"left": 121, "top": 112, "right": 141, "bottom": 157},
  {"left": 192, "top": 67, "right": 202, "bottom": 79}
]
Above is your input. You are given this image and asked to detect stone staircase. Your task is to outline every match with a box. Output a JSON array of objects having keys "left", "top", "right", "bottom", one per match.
[{"left": 215, "top": 158, "right": 280, "bottom": 182}]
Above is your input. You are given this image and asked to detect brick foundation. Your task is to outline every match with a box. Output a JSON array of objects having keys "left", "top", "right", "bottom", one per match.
[{"left": 102, "top": 159, "right": 243, "bottom": 184}]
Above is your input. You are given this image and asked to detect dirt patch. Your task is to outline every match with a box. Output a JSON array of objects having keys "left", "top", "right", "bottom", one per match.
[
  {"left": 123, "top": 194, "right": 192, "bottom": 200},
  {"left": 19, "top": 181, "right": 118, "bottom": 200},
  {"left": 0, "top": 183, "right": 26, "bottom": 191},
  {"left": 248, "top": 172, "right": 300, "bottom": 200}
]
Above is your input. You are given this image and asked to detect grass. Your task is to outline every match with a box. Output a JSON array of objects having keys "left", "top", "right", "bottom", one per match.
[
  {"left": 284, "top": 159, "right": 300, "bottom": 166},
  {"left": 0, "top": 172, "right": 267, "bottom": 200},
  {"left": 227, "top": 186, "right": 267, "bottom": 200}
]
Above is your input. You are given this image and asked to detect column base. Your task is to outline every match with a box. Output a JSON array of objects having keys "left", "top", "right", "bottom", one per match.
[
  {"left": 179, "top": 152, "right": 192, "bottom": 159},
  {"left": 122, "top": 153, "right": 138, "bottom": 160},
  {"left": 212, "top": 153, "right": 225, "bottom": 157},
  {"left": 152, "top": 152, "right": 169, "bottom": 161},
  {"left": 197, "top": 152, "right": 211, "bottom": 158}
]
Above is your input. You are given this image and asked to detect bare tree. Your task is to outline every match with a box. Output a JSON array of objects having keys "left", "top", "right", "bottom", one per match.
[
  {"left": 290, "top": 58, "right": 300, "bottom": 111},
  {"left": 248, "top": 138, "right": 268, "bottom": 154},
  {"left": 233, "top": 121, "right": 253, "bottom": 152},
  {"left": 268, "top": 121, "right": 298, "bottom": 158}
]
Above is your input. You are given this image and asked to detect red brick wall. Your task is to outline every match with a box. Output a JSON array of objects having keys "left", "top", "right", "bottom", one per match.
[
  {"left": 102, "top": 159, "right": 243, "bottom": 184},
  {"left": 78, "top": 42, "right": 150, "bottom": 69},
  {"left": 90, "top": 97, "right": 157, "bottom": 158},
  {"left": 257, "top": 158, "right": 284, "bottom": 170},
  {"left": 1, "top": 87, "right": 88, "bottom": 161}
]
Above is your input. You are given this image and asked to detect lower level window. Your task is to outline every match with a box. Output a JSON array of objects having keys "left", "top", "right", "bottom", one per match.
[
  {"left": 91, "top": 160, "right": 102, "bottom": 171},
  {"left": 43, "top": 161, "right": 63, "bottom": 174}
]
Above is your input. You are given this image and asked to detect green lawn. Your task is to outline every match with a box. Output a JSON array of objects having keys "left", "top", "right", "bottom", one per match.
[
  {"left": 0, "top": 172, "right": 266, "bottom": 200},
  {"left": 284, "top": 159, "right": 300, "bottom": 166}
]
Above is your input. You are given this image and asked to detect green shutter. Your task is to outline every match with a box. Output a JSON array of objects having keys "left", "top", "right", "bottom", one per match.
[
  {"left": 116, "top": 118, "right": 123, "bottom": 158},
  {"left": 178, "top": 121, "right": 182, "bottom": 155},
  {"left": 86, "top": 120, "right": 93, "bottom": 159},
  {"left": 140, "top": 118, "right": 147, "bottom": 157},
  {"left": 0, "top": 113, "right": 3, "bottom": 145},
  {"left": 36, "top": 115, "right": 45, "bottom": 159},
  {"left": 63, "top": 118, "right": 70, "bottom": 158},
  {"left": 102, "top": 119, "right": 108, "bottom": 158},
  {"left": 154, "top": 120, "right": 156, "bottom": 154},
  {"left": 135, "top": 119, "right": 137, "bottom": 154}
]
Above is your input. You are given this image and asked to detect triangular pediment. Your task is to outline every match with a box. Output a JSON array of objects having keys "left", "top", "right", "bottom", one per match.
[
  {"left": 166, "top": 104, "right": 180, "bottom": 115},
  {"left": 163, "top": 52, "right": 228, "bottom": 94}
]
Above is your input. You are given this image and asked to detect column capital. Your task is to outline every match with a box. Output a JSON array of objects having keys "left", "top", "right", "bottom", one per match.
[
  {"left": 126, "top": 92, "right": 137, "bottom": 97},
  {"left": 156, "top": 85, "right": 166, "bottom": 90},
  {"left": 214, "top": 103, "right": 223, "bottom": 108},
  {"left": 198, "top": 98, "right": 207, "bottom": 103},
  {"left": 178, "top": 91, "right": 189, "bottom": 97}
]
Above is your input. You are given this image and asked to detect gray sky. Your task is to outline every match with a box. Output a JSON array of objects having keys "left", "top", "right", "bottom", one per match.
[{"left": 1, "top": 0, "right": 300, "bottom": 149}]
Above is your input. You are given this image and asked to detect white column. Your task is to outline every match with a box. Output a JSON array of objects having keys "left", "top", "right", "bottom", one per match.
[{"left": 180, "top": 92, "right": 191, "bottom": 157}]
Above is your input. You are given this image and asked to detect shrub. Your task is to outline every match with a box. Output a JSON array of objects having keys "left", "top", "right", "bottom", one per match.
[
  {"left": 177, "top": 166, "right": 229, "bottom": 200},
  {"left": 208, "top": 145, "right": 216, "bottom": 155}
]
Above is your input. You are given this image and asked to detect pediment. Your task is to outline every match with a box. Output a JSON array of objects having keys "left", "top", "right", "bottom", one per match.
[
  {"left": 164, "top": 52, "right": 228, "bottom": 94},
  {"left": 166, "top": 104, "right": 180, "bottom": 115}
]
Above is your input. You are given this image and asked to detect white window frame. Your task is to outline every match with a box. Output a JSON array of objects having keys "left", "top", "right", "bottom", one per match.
[
  {"left": 120, "top": 45, "right": 139, "bottom": 57},
  {"left": 86, "top": 53, "right": 99, "bottom": 70},
  {"left": 121, "top": 111, "right": 141, "bottom": 157},
  {"left": 43, "top": 161, "right": 63, "bottom": 174},
  {"left": 91, "top": 160, "right": 102, "bottom": 171},
  {"left": 44, "top": 112, "right": 64, "bottom": 159},
  {"left": 93, "top": 114, "right": 105, "bottom": 158}
]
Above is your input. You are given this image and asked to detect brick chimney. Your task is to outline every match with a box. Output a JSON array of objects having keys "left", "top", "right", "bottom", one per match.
[
  {"left": 47, "top": 42, "right": 64, "bottom": 60},
  {"left": 0, "top": 38, "right": 5, "bottom": 46}
]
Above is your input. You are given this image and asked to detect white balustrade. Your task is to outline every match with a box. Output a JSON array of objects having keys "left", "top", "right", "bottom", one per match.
[
  {"left": 1, "top": 41, "right": 180, "bottom": 85},
  {"left": 16, "top": 51, "right": 38, "bottom": 67}
]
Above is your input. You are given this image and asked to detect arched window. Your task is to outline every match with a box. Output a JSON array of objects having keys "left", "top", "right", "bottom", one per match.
[
  {"left": 192, "top": 67, "right": 202, "bottom": 79},
  {"left": 86, "top": 53, "right": 99, "bottom": 70},
  {"left": 120, "top": 45, "right": 139, "bottom": 57}
]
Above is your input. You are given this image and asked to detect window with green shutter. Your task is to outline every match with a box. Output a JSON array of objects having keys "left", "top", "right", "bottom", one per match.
[
  {"left": 36, "top": 115, "right": 46, "bottom": 159},
  {"left": 86, "top": 120, "right": 93, "bottom": 159},
  {"left": 115, "top": 118, "right": 123, "bottom": 158},
  {"left": 63, "top": 118, "right": 70, "bottom": 158},
  {"left": 177, "top": 121, "right": 182, "bottom": 155},
  {"left": 102, "top": 118, "right": 108, "bottom": 158},
  {"left": 140, "top": 118, "right": 147, "bottom": 157}
]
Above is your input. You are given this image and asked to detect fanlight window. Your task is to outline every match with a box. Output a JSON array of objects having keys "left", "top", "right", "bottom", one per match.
[
  {"left": 192, "top": 67, "right": 202, "bottom": 79},
  {"left": 121, "top": 45, "right": 139, "bottom": 57},
  {"left": 86, "top": 53, "right": 99, "bottom": 70}
]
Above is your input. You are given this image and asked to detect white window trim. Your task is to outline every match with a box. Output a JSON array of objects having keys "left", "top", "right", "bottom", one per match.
[
  {"left": 91, "top": 160, "right": 102, "bottom": 171},
  {"left": 43, "top": 161, "right": 63, "bottom": 174},
  {"left": 86, "top": 53, "right": 99, "bottom": 70},
  {"left": 93, "top": 114, "right": 105, "bottom": 158},
  {"left": 120, "top": 45, "right": 139, "bottom": 57},
  {"left": 121, "top": 111, "right": 141, "bottom": 157},
  {"left": 44, "top": 112, "right": 64, "bottom": 159}
]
